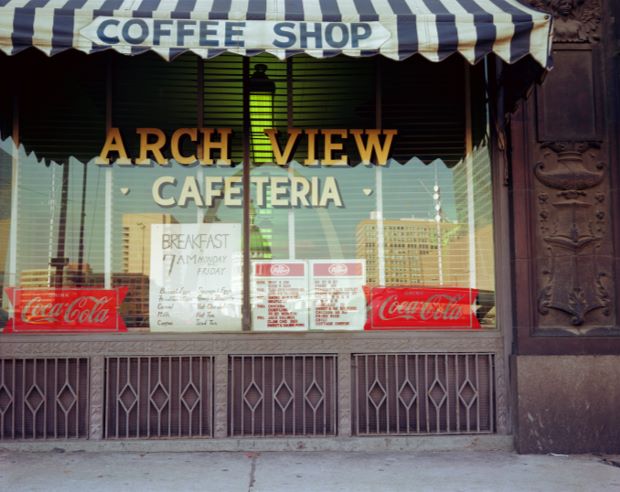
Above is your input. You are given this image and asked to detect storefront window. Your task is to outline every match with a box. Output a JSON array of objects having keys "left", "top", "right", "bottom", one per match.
[{"left": 0, "top": 50, "right": 495, "bottom": 334}]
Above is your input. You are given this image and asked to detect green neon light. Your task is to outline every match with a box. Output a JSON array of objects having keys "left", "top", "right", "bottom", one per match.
[
  {"left": 249, "top": 92, "right": 274, "bottom": 164},
  {"left": 249, "top": 92, "right": 274, "bottom": 258}
]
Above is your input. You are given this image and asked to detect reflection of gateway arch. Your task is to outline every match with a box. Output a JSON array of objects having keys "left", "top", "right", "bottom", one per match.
[{"left": 202, "top": 162, "right": 343, "bottom": 259}]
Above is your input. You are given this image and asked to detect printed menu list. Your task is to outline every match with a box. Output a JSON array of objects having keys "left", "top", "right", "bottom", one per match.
[
  {"left": 149, "top": 223, "right": 242, "bottom": 332},
  {"left": 252, "top": 261, "right": 308, "bottom": 331},
  {"left": 310, "top": 260, "right": 366, "bottom": 331}
]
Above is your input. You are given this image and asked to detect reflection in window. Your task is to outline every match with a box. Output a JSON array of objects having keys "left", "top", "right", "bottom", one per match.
[{"left": 0, "top": 51, "right": 495, "bottom": 332}]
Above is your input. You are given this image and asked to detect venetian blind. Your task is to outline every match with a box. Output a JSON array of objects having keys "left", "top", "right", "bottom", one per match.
[
  {"left": 6, "top": 51, "right": 107, "bottom": 291},
  {"left": 2, "top": 51, "right": 495, "bottom": 328}
]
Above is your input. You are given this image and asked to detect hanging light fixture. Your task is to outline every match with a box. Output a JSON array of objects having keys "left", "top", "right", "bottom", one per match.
[
  {"left": 246, "top": 63, "right": 276, "bottom": 258},
  {"left": 248, "top": 63, "right": 275, "bottom": 164}
]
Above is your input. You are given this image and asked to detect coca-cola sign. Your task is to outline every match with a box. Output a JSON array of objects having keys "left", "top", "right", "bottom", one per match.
[
  {"left": 366, "top": 287, "right": 481, "bottom": 330},
  {"left": 4, "top": 288, "right": 128, "bottom": 333}
]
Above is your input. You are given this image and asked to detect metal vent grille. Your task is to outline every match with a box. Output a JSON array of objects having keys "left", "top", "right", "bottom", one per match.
[
  {"left": 229, "top": 355, "right": 337, "bottom": 437},
  {"left": 353, "top": 354, "right": 494, "bottom": 435},
  {"left": 0, "top": 358, "right": 89, "bottom": 440},
  {"left": 105, "top": 356, "right": 213, "bottom": 439}
]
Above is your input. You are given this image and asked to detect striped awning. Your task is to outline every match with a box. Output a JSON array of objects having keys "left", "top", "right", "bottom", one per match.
[{"left": 0, "top": 0, "right": 552, "bottom": 67}]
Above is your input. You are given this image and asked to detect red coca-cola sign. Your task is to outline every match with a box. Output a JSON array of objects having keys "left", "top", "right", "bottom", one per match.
[
  {"left": 366, "top": 287, "right": 480, "bottom": 330},
  {"left": 3, "top": 288, "right": 128, "bottom": 333}
]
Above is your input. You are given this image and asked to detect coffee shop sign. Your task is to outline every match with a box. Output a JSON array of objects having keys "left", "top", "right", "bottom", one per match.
[{"left": 81, "top": 19, "right": 391, "bottom": 52}]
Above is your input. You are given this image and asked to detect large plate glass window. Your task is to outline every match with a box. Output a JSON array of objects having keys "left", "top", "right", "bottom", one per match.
[{"left": 0, "top": 50, "right": 495, "bottom": 333}]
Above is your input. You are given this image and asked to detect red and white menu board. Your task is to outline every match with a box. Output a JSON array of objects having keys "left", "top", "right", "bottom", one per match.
[
  {"left": 252, "top": 261, "right": 308, "bottom": 331},
  {"left": 309, "top": 260, "right": 366, "bottom": 331}
]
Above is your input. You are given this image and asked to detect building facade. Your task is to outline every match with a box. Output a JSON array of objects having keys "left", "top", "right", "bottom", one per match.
[{"left": 0, "top": 0, "right": 617, "bottom": 454}]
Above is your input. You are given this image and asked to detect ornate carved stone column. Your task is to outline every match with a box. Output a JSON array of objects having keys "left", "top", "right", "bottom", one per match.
[
  {"left": 535, "top": 141, "right": 612, "bottom": 332},
  {"left": 511, "top": 0, "right": 620, "bottom": 454},
  {"left": 515, "top": 0, "right": 617, "bottom": 340}
]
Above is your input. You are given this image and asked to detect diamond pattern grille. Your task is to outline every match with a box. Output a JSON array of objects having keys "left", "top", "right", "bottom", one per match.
[
  {"left": 229, "top": 355, "right": 337, "bottom": 437},
  {"left": 274, "top": 381, "right": 293, "bottom": 411},
  {"left": 458, "top": 380, "right": 478, "bottom": 409},
  {"left": 353, "top": 354, "right": 494, "bottom": 435},
  {"left": 119, "top": 384, "right": 138, "bottom": 413},
  {"left": 149, "top": 383, "right": 170, "bottom": 413},
  {"left": 304, "top": 381, "right": 324, "bottom": 412},
  {"left": 398, "top": 380, "right": 417, "bottom": 410},
  {"left": 2, "top": 353, "right": 494, "bottom": 441},
  {"left": 105, "top": 357, "right": 212, "bottom": 439},
  {"left": 369, "top": 380, "right": 387, "bottom": 410},
  {"left": 428, "top": 379, "right": 448, "bottom": 409},
  {"left": 0, "top": 384, "right": 12, "bottom": 415},
  {"left": 25, "top": 385, "right": 45, "bottom": 414},
  {"left": 0, "top": 358, "right": 88, "bottom": 440},
  {"left": 243, "top": 382, "right": 264, "bottom": 412},
  {"left": 56, "top": 383, "right": 77, "bottom": 414},
  {"left": 181, "top": 382, "right": 200, "bottom": 412}
]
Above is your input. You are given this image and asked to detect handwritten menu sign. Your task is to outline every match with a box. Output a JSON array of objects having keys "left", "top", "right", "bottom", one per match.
[
  {"left": 310, "top": 260, "right": 366, "bottom": 331},
  {"left": 252, "top": 261, "right": 308, "bottom": 331},
  {"left": 149, "top": 223, "right": 241, "bottom": 332}
]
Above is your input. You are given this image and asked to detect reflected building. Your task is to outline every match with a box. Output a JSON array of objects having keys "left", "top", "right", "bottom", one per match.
[
  {"left": 249, "top": 201, "right": 272, "bottom": 259},
  {"left": 120, "top": 213, "right": 178, "bottom": 328},
  {"left": 20, "top": 262, "right": 94, "bottom": 288},
  {"left": 357, "top": 215, "right": 495, "bottom": 292},
  {"left": 0, "top": 218, "right": 9, "bottom": 302},
  {"left": 450, "top": 143, "right": 495, "bottom": 292},
  {"left": 0, "top": 218, "right": 9, "bottom": 273},
  {"left": 122, "top": 213, "right": 178, "bottom": 275},
  {"left": 356, "top": 216, "right": 465, "bottom": 286}
]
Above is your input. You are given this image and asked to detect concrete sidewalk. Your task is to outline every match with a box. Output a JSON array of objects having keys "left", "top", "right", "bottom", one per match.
[{"left": 1, "top": 450, "right": 619, "bottom": 491}]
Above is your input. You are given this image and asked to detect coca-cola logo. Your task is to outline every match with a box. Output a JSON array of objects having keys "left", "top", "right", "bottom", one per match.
[
  {"left": 4, "top": 288, "right": 128, "bottom": 333},
  {"left": 328, "top": 263, "right": 348, "bottom": 275},
  {"left": 270, "top": 264, "right": 290, "bottom": 276},
  {"left": 367, "top": 287, "right": 481, "bottom": 330},
  {"left": 21, "top": 295, "right": 112, "bottom": 325},
  {"left": 378, "top": 294, "right": 465, "bottom": 322}
]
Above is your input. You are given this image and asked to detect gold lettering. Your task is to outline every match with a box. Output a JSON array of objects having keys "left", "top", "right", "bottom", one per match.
[
  {"left": 304, "top": 129, "right": 319, "bottom": 166},
  {"left": 171, "top": 128, "right": 198, "bottom": 165},
  {"left": 350, "top": 129, "right": 398, "bottom": 165},
  {"left": 200, "top": 128, "right": 232, "bottom": 165},
  {"left": 322, "top": 129, "right": 348, "bottom": 166},
  {"left": 96, "top": 128, "right": 131, "bottom": 165},
  {"left": 264, "top": 128, "right": 301, "bottom": 165},
  {"left": 136, "top": 128, "right": 168, "bottom": 165}
]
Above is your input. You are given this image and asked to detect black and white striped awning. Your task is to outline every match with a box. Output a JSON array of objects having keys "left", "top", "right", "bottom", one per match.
[{"left": 0, "top": 0, "right": 552, "bottom": 67}]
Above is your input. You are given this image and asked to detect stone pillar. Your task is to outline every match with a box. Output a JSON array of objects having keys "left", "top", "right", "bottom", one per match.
[{"left": 511, "top": 0, "right": 620, "bottom": 453}]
